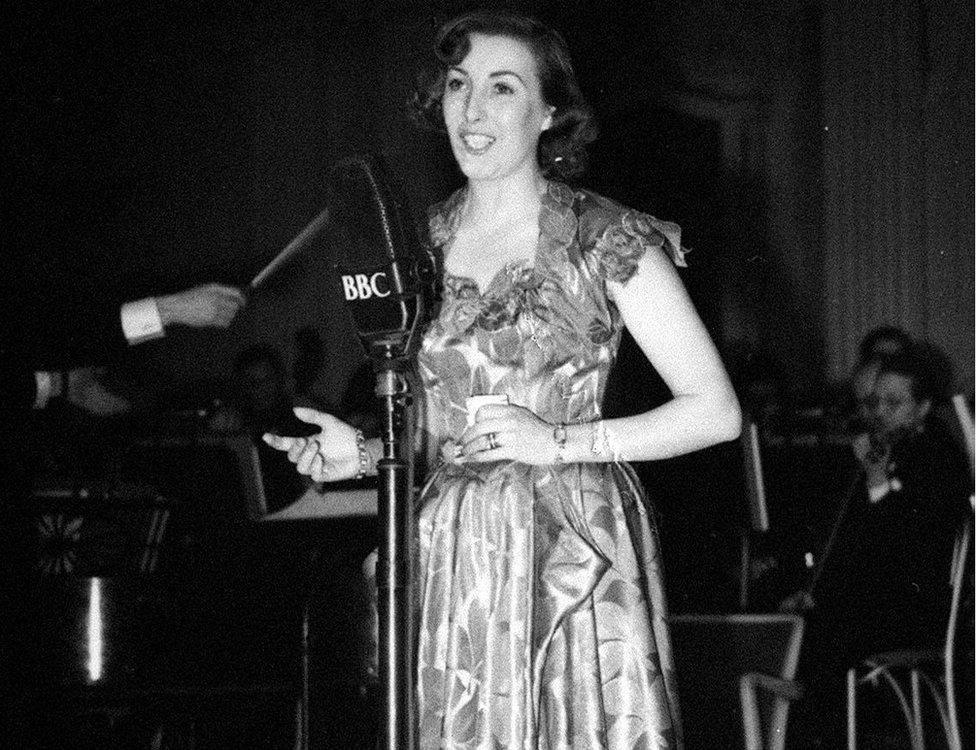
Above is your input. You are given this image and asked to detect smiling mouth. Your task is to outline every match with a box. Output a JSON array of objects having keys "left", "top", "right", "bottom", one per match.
[{"left": 460, "top": 133, "right": 495, "bottom": 153}]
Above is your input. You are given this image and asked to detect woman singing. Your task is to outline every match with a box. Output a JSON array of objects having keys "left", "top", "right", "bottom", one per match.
[{"left": 266, "top": 10, "right": 741, "bottom": 748}]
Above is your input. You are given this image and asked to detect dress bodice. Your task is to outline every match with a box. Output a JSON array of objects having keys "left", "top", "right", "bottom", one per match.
[{"left": 417, "top": 181, "right": 685, "bottom": 447}]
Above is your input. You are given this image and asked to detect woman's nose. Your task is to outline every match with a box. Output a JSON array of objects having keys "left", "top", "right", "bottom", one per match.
[{"left": 464, "top": 88, "right": 486, "bottom": 122}]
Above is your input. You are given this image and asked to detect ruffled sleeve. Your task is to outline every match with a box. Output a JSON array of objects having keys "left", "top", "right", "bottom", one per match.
[
  {"left": 588, "top": 209, "right": 687, "bottom": 285},
  {"left": 427, "top": 187, "right": 466, "bottom": 249}
]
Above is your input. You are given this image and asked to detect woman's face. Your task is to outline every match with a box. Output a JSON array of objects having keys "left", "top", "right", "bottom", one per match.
[{"left": 442, "top": 33, "right": 554, "bottom": 184}]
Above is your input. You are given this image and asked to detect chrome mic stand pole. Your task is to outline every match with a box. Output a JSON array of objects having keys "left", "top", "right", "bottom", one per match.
[{"left": 375, "top": 346, "right": 416, "bottom": 750}]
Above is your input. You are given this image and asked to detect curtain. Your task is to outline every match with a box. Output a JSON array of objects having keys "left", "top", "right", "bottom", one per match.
[{"left": 821, "top": 0, "right": 974, "bottom": 393}]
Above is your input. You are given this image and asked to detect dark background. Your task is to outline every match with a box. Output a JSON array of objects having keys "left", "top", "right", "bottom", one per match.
[
  {"left": 4, "top": 0, "right": 971, "bottom": 397},
  {"left": 2, "top": 0, "right": 827, "bottom": 399}
]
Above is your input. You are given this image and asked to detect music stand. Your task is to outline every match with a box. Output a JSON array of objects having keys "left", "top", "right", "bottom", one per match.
[
  {"left": 257, "top": 466, "right": 378, "bottom": 750},
  {"left": 124, "top": 434, "right": 266, "bottom": 526},
  {"left": 260, "top": 482, "right": 377, "bottom": 523}
]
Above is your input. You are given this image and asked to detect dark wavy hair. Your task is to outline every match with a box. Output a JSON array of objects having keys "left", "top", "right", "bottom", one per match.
[
  {"left": 410, "top": 9, "right": 598, "bottom": 182},
  {"left": 858, "top": 325, "right": 913, "bottom": 362}
]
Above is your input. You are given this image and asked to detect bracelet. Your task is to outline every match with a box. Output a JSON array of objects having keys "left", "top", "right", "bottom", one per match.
[
  {"left": 590, "top": 420, "right": 604, "bottom": 456},
  {"left": 590, "top": 420, "right": 621, "bottom": 462},
  {"left": 553, "top": 423, "right": 568, "bottom": 463},
  {"left": 354, "top": 429, "right": 368, "bottom": 479}
]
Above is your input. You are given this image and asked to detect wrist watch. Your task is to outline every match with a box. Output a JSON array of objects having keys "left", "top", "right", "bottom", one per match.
[{"left": 553, "top": 423, "right": 568, "bottom": 463}]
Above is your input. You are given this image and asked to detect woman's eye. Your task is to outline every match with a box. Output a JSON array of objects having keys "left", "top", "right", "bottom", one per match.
[
  {"left": 446, "top": 77, "right": 465, "bottom": 92},
  {"left": 493, "top": 82, "right": 514, "bottom": 95}
]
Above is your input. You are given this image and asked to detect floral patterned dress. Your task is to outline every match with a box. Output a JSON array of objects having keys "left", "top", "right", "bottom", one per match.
[{"left": 415, "top": 181, "right": 687, "bottom": 749}]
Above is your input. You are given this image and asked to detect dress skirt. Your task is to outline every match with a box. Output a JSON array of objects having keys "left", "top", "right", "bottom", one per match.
[{"left": 416, "top": 459, "right": 682, "bottom": 749}]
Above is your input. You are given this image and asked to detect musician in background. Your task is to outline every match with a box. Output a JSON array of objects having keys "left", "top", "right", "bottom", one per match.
[
  {"left": 206, "top": 344, "right": 316, "bottom": 512},
  {"left": 847, "top": 325, "right": 912, "bottom": 431},
  {"left": 787, "top": 349, "right": 973, "bottom": 748}
]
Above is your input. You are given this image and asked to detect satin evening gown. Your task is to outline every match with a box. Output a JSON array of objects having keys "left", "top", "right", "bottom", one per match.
[{"left": 415, "top": 181, "right": 686, "bottom": 749}]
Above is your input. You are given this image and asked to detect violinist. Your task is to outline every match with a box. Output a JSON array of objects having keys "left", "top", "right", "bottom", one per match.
[{"left": 787, "top": 349, "right": 972, "bottom": 747}]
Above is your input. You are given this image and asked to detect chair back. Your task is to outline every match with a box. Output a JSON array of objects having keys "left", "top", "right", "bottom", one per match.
[
  {"left": 947, "top": 518, "right": 972, "bottom": 637},
  {"left": 948, "top": 394, "right": 974, "bottom": 479},
  {"left": 944, "top": 516, "right": 973, "bottom": 748},
  {"left": 668, "top": 614, "right": 804, "bottom": 750}
]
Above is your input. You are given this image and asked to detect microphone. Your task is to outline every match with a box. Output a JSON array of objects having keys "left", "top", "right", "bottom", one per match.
[
  {"left": 329, "top": 156, "right": 429, "bottom": 748},
  {"left": 329, "top": 154, "right": 433, "bottom": 365}
]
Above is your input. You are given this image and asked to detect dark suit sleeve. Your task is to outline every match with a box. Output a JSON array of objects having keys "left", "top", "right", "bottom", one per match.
[
  {"left": 896, "top": 426, "right": 973, "bottom": 523},
  {"left": 0, "top": 284, "right": 132, "bottom": 409},
  {"left": 21, "top": 291, "right": 131, "bottom": 368},
  {"left": 0, "top": 353, "right": 39, "bottom": 409}
]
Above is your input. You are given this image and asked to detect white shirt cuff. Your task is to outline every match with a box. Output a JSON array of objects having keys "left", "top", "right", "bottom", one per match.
[
  {"left": 121, "top": 297, "right": 165, "bottom": 345},
  {"left": 34, "top": 371, "right": 54, "bottom": 409},
  {"left": 867, "top": 477, "right": 902, "bottom": 503},
  {"left": 867, "top": 482, "right": 890, "bottom": 503}
]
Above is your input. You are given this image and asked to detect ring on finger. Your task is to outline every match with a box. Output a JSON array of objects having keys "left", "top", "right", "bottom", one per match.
[{"left": 487, "top": 432, "right": 499, "bottom": 450}]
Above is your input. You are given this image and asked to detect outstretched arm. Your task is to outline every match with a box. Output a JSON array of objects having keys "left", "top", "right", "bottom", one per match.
[
  {"left": 123, "top": 283, "right": 246, "bottom": 344},
  {"left": 263, "top": 407, "right": 382, "bottom": 483},
  {"left": 19, "top": 283, "right": 246, "bottom": 412}
]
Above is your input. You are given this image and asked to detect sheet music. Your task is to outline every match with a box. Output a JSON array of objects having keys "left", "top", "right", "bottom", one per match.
[{"left": 262, "top": 483, "right": 377, "bottom": 521}]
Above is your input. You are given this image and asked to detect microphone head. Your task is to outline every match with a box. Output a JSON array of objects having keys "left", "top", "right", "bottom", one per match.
[{"left": 329, "top": 154, "right": 427, "bottom": 363}]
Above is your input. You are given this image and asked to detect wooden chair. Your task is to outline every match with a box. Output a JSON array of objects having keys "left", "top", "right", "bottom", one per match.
[
  {"left": 846, "top": 517, "right": 973, "bottom": 749},
  {"left": 668, "top": 613, "right": 805, "bottom": 750}
]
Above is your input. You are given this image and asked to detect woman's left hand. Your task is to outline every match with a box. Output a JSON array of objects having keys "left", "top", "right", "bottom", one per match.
[{"left": 459, "top": 403, "right": 558, "bottom": 465}]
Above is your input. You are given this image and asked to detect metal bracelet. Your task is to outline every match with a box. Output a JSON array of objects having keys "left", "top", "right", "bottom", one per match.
[
  {"left": 590, "top": 420, "right": 603, "bottom": 455},
  {"left": 553, "top": 423, "right": 568, "bottom": 463},
  {"left": 355, "top": 429, "right": 368, "bottom": 479}
]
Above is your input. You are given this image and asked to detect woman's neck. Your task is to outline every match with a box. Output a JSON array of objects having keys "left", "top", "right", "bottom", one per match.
[{"left": 462, "top": 170, "right": 547, "bottom": 229}]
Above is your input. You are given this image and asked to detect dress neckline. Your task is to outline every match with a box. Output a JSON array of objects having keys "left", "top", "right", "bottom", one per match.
[
  {"left": 430, "top": 180, "right": 580, "bottom": 301},
  {"left": 443, "top": 253, "right": 537, "bottom": 298},
  {"left": 438, "top": 181, "right": 574, "bottom": 298}
]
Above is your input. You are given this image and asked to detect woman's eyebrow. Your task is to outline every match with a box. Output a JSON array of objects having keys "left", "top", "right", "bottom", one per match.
[
  {"left": 489, "top": 70, "right": 526, "bottom": 85},
  {"left": 448, "top": 65, "right": 526, "bottom": 86}
]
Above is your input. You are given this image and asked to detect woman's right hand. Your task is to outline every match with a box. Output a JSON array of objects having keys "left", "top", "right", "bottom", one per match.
[{"left": 263, "top": 407, "right": 361, "bottom": 482}]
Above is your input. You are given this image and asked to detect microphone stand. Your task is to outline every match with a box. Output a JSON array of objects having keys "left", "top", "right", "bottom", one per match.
[
  {"left": 374, "top": 345, "right": 416, "bottom": 750},
  {"left": 294, "top": 346, "right": 416, "bottom": 750}
]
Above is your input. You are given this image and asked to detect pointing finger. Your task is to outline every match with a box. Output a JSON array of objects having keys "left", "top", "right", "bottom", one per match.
[{"left": 263, "top": 433, "right": 295, "bottom": 452}]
